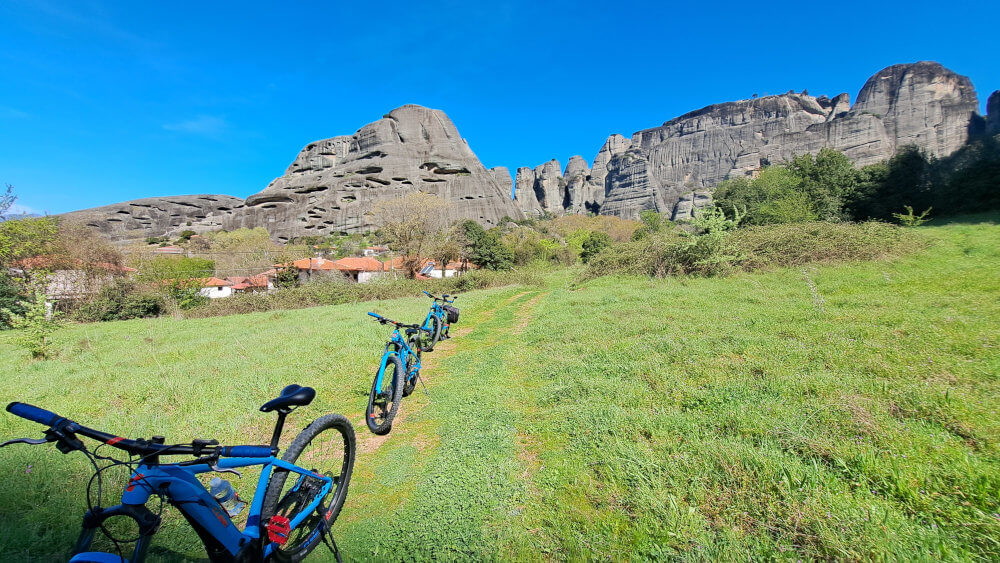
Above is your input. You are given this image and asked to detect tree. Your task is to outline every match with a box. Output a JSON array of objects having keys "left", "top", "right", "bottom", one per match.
[
  {"left": 787, "top": 148, "right": 859, "bottom": 220},
  {"left": 1, "top": 290, "right": 61, "bottom": 359},
  {"left": 845, "top": 146, "right": 931, "bottom": 221},
  {"left": 0, "top": 217, "right": 59, "bottom": 268},
  {"left": 714, "top": 167, "right": 808, "bottom": 225},
  {"left": 430, "top": 226, "right": 463, "bottom": 276},
  {"left": 0, "top": 184, "right": 15, "bottom": 219},
  {"left": 374, "top": 192, "right": 451, "bottom": 277},
  {"left": 580, "top": 231, "right": 612, "bottom": 263},
  {"left": 461, "top": 220, "right": 513, "bottom": 270},
  {"left": 275, "top": 265, "right": 300, "bottom": 288},
  {"left": 631, "top": 210, "right": 668, "bottom": 240}
]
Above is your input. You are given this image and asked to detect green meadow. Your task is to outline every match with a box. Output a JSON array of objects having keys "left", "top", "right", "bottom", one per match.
[{"left": 1, "top": 215, "right": 998, "bottom": 561}]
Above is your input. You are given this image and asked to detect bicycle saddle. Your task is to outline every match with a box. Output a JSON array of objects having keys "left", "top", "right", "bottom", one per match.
[
  {"left": 260, "top": 384, "right": 316, "bottom": 413},
  {"left": 405, "top": 328, "right": 421, "bottom": 336}
]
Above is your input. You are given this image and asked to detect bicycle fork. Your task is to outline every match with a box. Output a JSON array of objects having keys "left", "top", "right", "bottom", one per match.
[{"left": 70, "top": 503, "right": 160, "bottom": 562}]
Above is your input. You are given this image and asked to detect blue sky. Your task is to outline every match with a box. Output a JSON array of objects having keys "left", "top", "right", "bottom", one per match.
[{"left": 2, "top": 0, "right": 997, "bottom": 215}]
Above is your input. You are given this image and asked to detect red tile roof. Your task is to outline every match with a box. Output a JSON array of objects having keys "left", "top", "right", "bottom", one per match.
[
  {"left": 200, "top": 277, "right": 232, "bottom": 287},
  {"left": 333, "top": 257, "right": 387, "bottom": 272}
]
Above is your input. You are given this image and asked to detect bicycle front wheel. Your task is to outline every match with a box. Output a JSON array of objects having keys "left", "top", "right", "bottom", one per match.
[
  {"left": 262, "top": 414, "right": 356, "bottom": 562},
  {"left": 420, "top": 316, "right": 441, "bottom": 352},
  {"left": 366, "top": 354, "right": 403, "bottom": 435}
]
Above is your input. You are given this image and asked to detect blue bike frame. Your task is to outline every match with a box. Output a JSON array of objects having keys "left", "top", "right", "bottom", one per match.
[
  {"left": 71, "top": 457, "right": 332, "bottom": 562},
  {"left": 374, "top": 326, "right": 422, "bottom": 394},
  {"left": 420, "top": 291, "right": 451, "bottom": 335}
]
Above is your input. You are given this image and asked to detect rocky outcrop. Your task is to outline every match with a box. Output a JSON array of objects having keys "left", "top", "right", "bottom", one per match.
[
  {"left": 60, "top": 195, "right": 245, "bottom": 239},
  {"left": 63, "top": 63, "right": 988, "bottom": 238},
  {"left": 988, "top": 91, "right": 1000, "bottom": 135},
  {"left": 529, "top": 61, "right": 983, "bottom": 220},
  {"left": 64, "top": 105, "right": 524, "bottom": 241},
  {"left": 226, "top": 105, "right": 523, "bottom": 240}
]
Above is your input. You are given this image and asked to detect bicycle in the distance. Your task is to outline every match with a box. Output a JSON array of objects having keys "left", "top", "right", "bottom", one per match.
[
  {"left": 419, "top": 291, "right": 459, "bottom": 352},
  {"left": 365, "top": 312, "right": 428, "bottom": 435},
  {"left": 2, "top": 384, "right": 355, "bottom": 562}
]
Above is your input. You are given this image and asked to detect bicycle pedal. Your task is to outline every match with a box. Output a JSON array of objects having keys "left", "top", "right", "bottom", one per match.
[{"left": 266, "top": 515, "right": 291, "bottom": 545}]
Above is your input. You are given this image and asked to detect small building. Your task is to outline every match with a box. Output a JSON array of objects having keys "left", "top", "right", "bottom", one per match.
[
  {"left": 274, "top": 257, "right": 342, "bottom": 283},
  {"left": 362, "top": 245, "right": 389, "bottom": 257},
  {"left": 197, "top": 277, "right": 233, "bottom": 299},
  {"left": 332, "top": 257, "right": 390, "bottom": 283},
  {"left": 226, "top": 274, "right": 272, "bottom": 293},
  {"left": 422, "top": 260, "right": 478, "bottom": 279},
  {"left": 11, "top": 256, "right": 136, "bottom": 301}
]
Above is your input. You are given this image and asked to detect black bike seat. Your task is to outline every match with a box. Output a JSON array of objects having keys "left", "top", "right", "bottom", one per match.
[
  {"left": 260, "top": 384, "right": 316, "bottom": 413},
  {"left": 405, "top": 328, "right": 421, "bottom": 336}
]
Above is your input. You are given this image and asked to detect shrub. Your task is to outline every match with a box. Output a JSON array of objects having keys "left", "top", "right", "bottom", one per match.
[
  {"left": 586, "top": 219, "right": 917, "bottom": 278},
  {"left": 580, "top": 232, "right": 612, "bottom": 263},
  {"left": 1, "top": 291, "right": 61, "bottom": 359},
  {"left": 0, "top": 273, "right": 27, "bottom": 329},
  {"left": 892, "top": 206, "right": 932, "bottom": 227},
  {"left": 732, "top": 221, "right": 916, "bottom": 270},
  {"left": 72, "top": 280, "right": 165, "bottom": 322}
]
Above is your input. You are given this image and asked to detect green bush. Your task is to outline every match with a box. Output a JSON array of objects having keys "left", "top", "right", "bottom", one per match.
[
  {"left": 732, "top": 221, "right": 916, "bottom": 270},
  {"left": 1, "top": 291, "right": 61, "bottom": 359},
  {"left": 580, "top": 232, "right": 612, "bottom": 263},
  {"left": 72, "top": 280, "right": 166, "bottom": 322},
  {"left": 0, "top": 273, "right": 27, "bottom": 329},
  {"left": 586, "top": 219, "right": 918, "bottom": 278}
]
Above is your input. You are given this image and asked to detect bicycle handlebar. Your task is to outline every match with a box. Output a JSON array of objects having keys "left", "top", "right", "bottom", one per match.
[
  {"left": 368, "top": 312, "right": 425, "bottom": 330},
  {"left": 6, "top": 402, "right": 274, "bottom": 459},
  {"left": 422, "top": 291, "right": 457, "bottom": 303}
]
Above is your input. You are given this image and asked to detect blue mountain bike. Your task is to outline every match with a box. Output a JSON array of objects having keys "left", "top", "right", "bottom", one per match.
[
  {"left": 2, "top": 384, "right": 355, "bottom": 562},
  {"left": 419, "top": 291, "right": 458, "bottom": 352},
  {"left": 365, "top": 313, "right": 427, "bottom": 435}
]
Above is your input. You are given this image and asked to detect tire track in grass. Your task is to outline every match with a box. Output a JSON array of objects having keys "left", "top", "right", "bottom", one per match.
[
  {"left": 338, "top": 290, "right": 542, "bottom": 560},
  {"left": 356, "top": 290, "right": 532, "bottom": 456}
]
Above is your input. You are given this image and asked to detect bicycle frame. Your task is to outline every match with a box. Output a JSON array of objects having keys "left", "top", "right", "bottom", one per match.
[
  {"left": 71, "top": 456, "right": 332, "bottom": 562},
  {"left": 421, "top": 300, "right": 450, "bottom": 335},
  {"left": 374, "top": 328, "right": 422, "bottom": 392}
]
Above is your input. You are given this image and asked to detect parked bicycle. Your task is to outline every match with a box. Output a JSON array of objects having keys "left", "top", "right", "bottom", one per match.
[
  {"left": 2, "top": 384, "right": 355, "bottom": 562},
  {"left": 365, "top": 312, "right": 427, "bottom": 435},
  {"left": 419, "top": 291, "right": 459, "bottom": 352}
]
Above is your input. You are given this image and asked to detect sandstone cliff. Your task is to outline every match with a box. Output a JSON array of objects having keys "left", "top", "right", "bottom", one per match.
[
  {"left": 63, "top": 62, "right": 988, "bottom": 239},
  {"left": 62, "top": 105, "right": 524, "bottom": 241},
  {"left": 225, "top": 105, "right": 523, "bottom": 240},
  {"left": 60, "top": 195, "right": 245, "bottom": 240},
  {"left": 520, "top": 61, "right": 983, "bottom": 220},
  {"left": 988, "top": 91, "right": 1000, "bottom": 135}
]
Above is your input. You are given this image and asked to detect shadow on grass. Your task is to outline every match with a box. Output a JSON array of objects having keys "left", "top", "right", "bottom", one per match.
[{"left": 920, "top": 211, "right": 1000, "bottom": 226}]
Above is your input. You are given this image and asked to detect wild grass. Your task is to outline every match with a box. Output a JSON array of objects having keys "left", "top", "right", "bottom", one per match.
[{"left": 0, "top": 215, "right": 997, "bottom": 560}]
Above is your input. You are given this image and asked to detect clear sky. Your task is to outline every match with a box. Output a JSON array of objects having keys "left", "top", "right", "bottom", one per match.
[{"left": 2, "top": 0, "right": 997, "bottom": 215}]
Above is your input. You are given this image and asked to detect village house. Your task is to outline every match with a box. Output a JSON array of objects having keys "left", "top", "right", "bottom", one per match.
[
  {"left": 10, "top": 256, "right": 137, "bottom": 301},
  {"left": 197, "top": 277, "right": 234, "bottom": 299},
  {"left": 225, "top": 274, "right": 272, "bottom": 293},
  {"left": 331, "top": 257, "right": 390, "bottom": 283}
]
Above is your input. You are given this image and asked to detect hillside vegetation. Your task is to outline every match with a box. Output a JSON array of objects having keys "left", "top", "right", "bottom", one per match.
[{"left": 0, "top": 216, "right": 997, "bottom": 560}]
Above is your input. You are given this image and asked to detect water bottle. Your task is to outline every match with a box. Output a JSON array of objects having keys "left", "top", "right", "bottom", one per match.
[{"left": 209, "top": 477, "right": 246, "bottom": 517}]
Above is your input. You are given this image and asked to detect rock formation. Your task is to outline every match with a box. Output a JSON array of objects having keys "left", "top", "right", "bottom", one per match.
[
  {"left": 225, "top": 105, "right": 523, "bottom": 240},
  {"left": 521, "top": 61, "right": 982, "bottom": 220},
  {"left": 988, "top": 91, "right": 1000, "bottom": 135},
  {"left": 63, "top": 62, "right": 989, "bottom": 239},
  {"left": 60, "top": 195, "right": 245, "bottom": 240},
  {"left": 62, "top": 105, "right": 523, "bottom": 241}
]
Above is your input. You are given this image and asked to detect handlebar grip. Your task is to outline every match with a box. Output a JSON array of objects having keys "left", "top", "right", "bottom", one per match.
[
  {"left": 220, "top": 445, "right": 274, "bottom": 458},
  {"left": 423, "top": 290, "right": 433, "bottom": 297},
  {"left": 6, "top": 402, "right": 63, "bottom": 426},
  {"left": 367, "top": 312, "right": 381, "bottom": 319}
]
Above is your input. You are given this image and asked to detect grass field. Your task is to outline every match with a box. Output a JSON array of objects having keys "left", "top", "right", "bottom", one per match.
[{"left": 1, "top": 215, "right": 998, "bottom": 561}]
